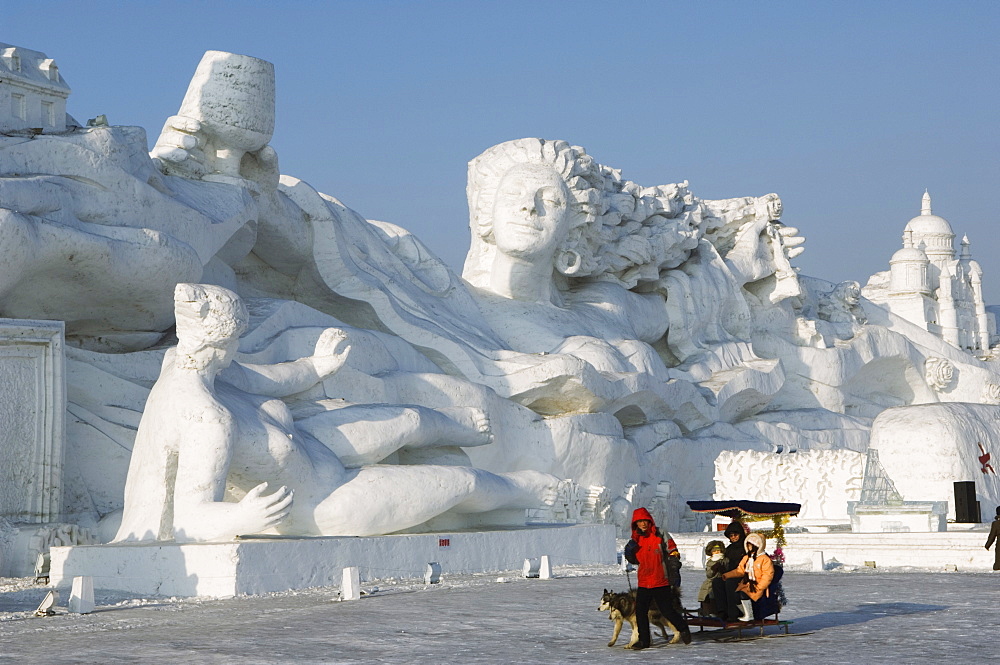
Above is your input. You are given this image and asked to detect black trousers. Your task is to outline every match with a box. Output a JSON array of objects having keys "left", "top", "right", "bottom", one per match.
[
  {"left": 711, "top": 576, "right": 741, "bottom": 619},
  {"left": 635, "top": 586, "right": 689, "bottom": 646}
]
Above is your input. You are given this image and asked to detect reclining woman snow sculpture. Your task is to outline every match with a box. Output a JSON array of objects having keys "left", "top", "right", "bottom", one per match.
[
  {"left": 461, "top": 139, "right": 800, "bottom": 422},
  {"left": 114, "top": 283, "right": 560, "bottom": 542},
  {"left": 462, "top": 139, "right": 723, "bottom": 423}
]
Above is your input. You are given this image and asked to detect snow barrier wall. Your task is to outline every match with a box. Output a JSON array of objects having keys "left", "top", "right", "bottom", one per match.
[{"left": 48, "top": 524, "right": 616, "bottom": 598}]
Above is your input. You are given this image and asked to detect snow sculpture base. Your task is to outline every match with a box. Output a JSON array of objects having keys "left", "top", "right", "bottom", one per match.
[
  {"left": 673, "top": 531, "right": 995, "bottom": 571},
  {"left": 48, "top": 525, "right": 615, "bottom": 598},
  {"left": 847, "top": 501, "right": 948, "bottom": 533}
]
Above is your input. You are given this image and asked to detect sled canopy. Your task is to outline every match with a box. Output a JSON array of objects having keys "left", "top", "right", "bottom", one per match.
[{"left": 686, "top": 500, "right": 801, "bottom": 520}]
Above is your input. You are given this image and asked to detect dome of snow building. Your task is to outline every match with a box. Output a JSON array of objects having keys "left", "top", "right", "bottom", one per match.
[
  {"left": 890, "top": 247, "right": 929, "bottom": 264},
  {"left": 904, "top": 190, "right": 954, "bottom": 238}
]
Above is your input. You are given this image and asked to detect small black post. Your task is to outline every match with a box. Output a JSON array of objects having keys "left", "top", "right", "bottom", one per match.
[{"left": 953, "top": 481, "right": 980, "bottom": 523}]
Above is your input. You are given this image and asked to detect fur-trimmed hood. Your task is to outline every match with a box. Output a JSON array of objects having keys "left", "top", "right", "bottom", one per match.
[{"left": 745, "top": 532, "right": 766, "bottom": 553}]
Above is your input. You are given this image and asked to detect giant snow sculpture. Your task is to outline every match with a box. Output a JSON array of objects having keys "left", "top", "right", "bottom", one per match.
[{"left": 2, "top": 46, "right": 1000, "bottom": 559}]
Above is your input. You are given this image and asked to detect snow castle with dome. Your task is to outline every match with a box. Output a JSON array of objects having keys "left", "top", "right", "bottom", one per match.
[{"left": 863, "top": 191, "right": 993, "bottom": 355}]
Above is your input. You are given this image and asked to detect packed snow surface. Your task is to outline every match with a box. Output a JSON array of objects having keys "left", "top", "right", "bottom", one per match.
[{"left": 0, "top": 565, "right": 994, "bottom": 664}]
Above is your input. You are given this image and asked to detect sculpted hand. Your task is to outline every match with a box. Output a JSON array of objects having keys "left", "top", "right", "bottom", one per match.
[
  {"left": 776, "top": 225, "right": 806, "bottom": 260},
  {"left": 151, "top": 115, "right": 280, "bottom": 190},
  {"left": 311, "top": 328, "right": 351, "bottom": 378},
  {"left": 232, "top": 482, "right": 293, "bottom": 535},
  {"left": 151, "top": 115, "right": 211, "bottom": 178}
]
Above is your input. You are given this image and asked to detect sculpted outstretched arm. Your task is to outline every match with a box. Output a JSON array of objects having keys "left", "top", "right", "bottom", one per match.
[
  {"left": 223, "top": 329, "right": 351, "bottom": 398},
  {"left": 228, "top": 358, "right": 329, "bottom": 397}
]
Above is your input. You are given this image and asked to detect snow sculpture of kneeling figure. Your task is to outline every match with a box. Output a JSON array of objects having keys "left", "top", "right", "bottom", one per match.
[{"left": 114, "top": 283, "right": 560, "bottom": 542}]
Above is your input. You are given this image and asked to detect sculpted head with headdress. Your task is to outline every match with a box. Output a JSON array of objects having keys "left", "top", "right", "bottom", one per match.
[{"left": 463, "top": 138, "right": 705, "bottom": 303}]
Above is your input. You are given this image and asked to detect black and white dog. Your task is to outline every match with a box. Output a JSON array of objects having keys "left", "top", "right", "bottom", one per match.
[{"left": 598, "top": 588, "right": 683, "bottom": 648}]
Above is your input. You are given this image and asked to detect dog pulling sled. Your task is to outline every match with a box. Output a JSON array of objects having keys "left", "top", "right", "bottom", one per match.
[
  {"left": 602, "top": 500, "right": 800, "bottom": 647},
  {"left": 600, "top": 587, "right": 794, "bottom": 646}
]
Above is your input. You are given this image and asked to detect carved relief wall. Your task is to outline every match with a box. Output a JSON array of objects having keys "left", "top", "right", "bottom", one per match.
[
  {"left": 0, "top": 319, "right": 65, "bottom": 523},
  {"left": 713, "top": 449, "right": 865, "bottom": 521}
]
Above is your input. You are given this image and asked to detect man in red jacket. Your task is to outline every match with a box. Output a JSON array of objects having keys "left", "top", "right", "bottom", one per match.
[{"left": 622, "top": 507, "right": 692, "bottom": 649}]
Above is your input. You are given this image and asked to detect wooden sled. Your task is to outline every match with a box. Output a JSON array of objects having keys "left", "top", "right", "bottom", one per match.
[{"left": 683, "top": 610, "right": 793, "bottom": 638}]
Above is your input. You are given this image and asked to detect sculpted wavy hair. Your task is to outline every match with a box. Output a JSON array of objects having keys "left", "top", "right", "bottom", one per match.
[{"left": 463, "top": 138, "right": 707, "bottom": 291}]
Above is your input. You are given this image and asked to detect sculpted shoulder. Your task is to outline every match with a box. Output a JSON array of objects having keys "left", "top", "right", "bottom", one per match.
[
  {"left": 178, "top": 400, "right": 233, "bottom": 426},
  {"left": 148, "top": 351, "right": 234, "bottom": 427}
]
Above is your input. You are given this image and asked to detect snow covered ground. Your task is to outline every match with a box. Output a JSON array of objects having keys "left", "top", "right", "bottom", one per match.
[{"left": 0, "top": 565, "right": 995, "bottom": 664}]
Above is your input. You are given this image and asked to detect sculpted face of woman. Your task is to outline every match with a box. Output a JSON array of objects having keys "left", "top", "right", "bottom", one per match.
[{"left": 491, "top": 164, "right": 571, "bottom": 261}]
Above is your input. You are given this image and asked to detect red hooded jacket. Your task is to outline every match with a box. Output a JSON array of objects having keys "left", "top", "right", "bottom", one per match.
[{"left": 625, "top": 507, "right": 679, "bottom": 588}]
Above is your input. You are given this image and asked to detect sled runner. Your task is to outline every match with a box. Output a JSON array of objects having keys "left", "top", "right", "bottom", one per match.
[{"left": 682, "top": 611, "right": 793, "bottom": 638}]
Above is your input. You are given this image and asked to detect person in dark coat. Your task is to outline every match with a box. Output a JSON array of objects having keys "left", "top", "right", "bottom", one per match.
[
  {"left": 622, "top": 507, "right": 691, "bottom": 649},
  {"left": 711, "top": 520, "right": 747, "bottom": 620},
  {"left": 986, "top": 506, "right": 1000, "bottom": 571}
]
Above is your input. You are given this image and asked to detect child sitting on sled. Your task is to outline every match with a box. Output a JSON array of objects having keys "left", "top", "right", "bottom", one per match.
[
  {"left": 721, "top": 532, "right": 773, "bottom": 622},
  {"left": 697, "top": 540, "right": 726, "bottom": 616}
]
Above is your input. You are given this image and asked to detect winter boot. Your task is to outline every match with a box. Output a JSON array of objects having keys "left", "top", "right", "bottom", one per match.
[{"left": 736, "top": 599, "right": 753, "bottom": 622}]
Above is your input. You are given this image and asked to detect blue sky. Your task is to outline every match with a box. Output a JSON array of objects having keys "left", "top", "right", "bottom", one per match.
[{"left": 6, "top": 1, "right": 1000, "bottom": 300}]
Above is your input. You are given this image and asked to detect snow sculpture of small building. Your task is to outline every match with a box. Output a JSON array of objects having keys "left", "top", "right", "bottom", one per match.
[
  {"left": 864, "top": 191, "right": 993, "bottom": 355},
  {"left": 0, "top": 43, "right": 71, "bottom": 133}
]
